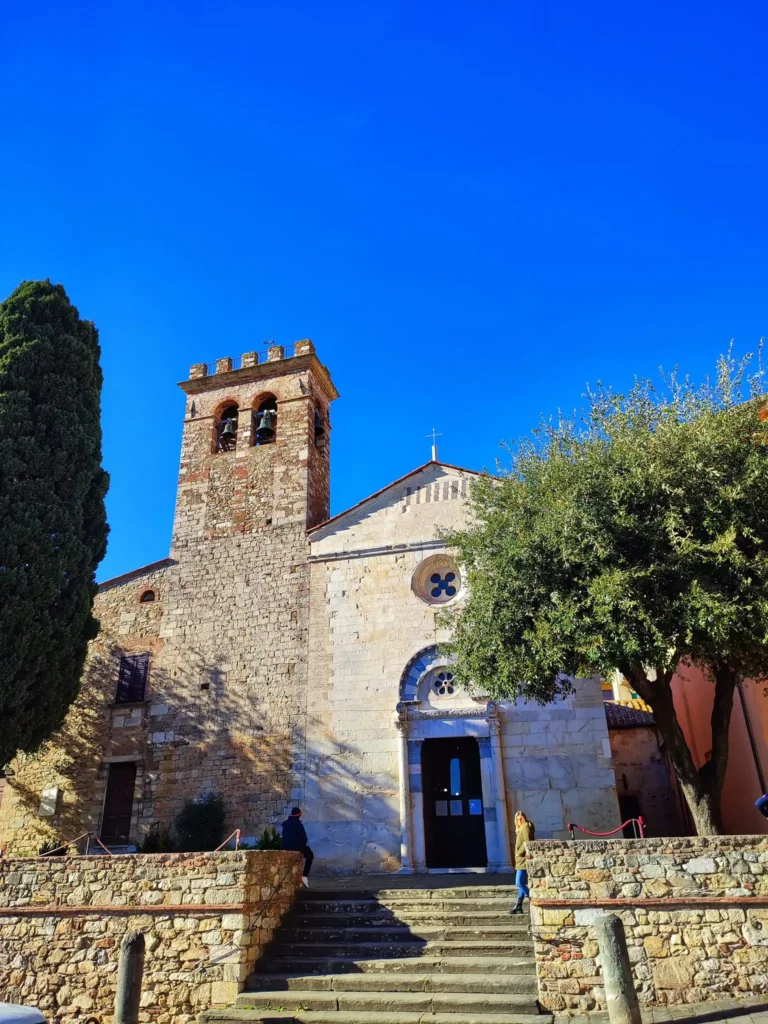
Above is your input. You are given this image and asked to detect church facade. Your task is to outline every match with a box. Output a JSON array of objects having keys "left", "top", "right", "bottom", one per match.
[{"left": 0, "top": 343, "right": 620, "bottom": 870}]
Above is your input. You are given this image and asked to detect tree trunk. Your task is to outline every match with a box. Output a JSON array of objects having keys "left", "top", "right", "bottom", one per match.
[
  {"left": 697, "top": 664, "right": 737, "bottom": 830},
  {"left": 618, "top": 661, "right": 732, "bottom": 836}
]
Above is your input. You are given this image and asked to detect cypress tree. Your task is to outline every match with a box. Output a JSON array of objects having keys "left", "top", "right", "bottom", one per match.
[{"left": 0, "top": 280, "right": 109, "bottom": 765}]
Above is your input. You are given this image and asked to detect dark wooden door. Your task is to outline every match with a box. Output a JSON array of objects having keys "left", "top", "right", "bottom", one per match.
[
  {"left": 422, "top": 737, "right": 488, "bottom": 868},
  {"left": 101, "top": 762, "right": 137, "bottom": 844}
]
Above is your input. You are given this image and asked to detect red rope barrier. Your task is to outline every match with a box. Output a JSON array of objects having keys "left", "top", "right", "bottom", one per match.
[
  {"left": 567, "top": 817, "right": 645, "bottom": 839},
  {"left": 213, "top": 828, "right": 241, "bottom": 852},
  {"left": 37, "top": 831, "right": 114, "bottom": 857}
]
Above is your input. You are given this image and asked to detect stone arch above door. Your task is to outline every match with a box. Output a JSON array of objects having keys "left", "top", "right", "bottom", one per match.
[
  {"left": 400, "top": 646, "right": 443, "bottom": 701},
  {"left": 400, "top": 645, "right": 477, "bottom": 709},
  {"left": 402, "top": 644, "right": 464, "bottom": 699}
]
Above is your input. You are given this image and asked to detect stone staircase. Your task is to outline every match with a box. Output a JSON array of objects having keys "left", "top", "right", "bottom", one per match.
[{"left": 202, "top": 880, "right": 549, "bottom": 1024}]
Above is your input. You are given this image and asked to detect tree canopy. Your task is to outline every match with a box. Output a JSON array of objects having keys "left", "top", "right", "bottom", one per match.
[
  {"left": 445, "top": 352, "right": 768, "bottom": 834},
  {"left": 0, "top": 280, "right": 109, "bottom": 766}
]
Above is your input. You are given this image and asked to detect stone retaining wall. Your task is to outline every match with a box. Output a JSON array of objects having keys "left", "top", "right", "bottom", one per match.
[
  {"left": 0, "top": 850, "right": 302, "bottom": 1024},
  {"left": 529, "top": 835, "right": 768, "bottom": 1012}
]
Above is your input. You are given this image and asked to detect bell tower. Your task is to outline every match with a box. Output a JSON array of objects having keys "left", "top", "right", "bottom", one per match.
[{"left": 172, "top": 340, "right": 337, "bottom": 554}]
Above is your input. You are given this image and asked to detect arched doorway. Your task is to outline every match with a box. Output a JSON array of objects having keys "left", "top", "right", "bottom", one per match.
[
  {"left": 395, "top": 646, "right": 513, "bottom": 873},
  {"left": 422, "top": 737, "right": 488, "bottom": 868}
]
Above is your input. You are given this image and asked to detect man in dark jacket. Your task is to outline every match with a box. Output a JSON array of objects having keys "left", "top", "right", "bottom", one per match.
[{"left": 281, "top": 807, "right": 313, "bottom": 886}]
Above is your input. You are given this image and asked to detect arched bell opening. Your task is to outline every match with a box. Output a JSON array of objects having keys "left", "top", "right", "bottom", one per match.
[
  {"left": 314, "top": 405, "right": 327, "bottom": 448},
  {"left": 252, "top": 395, "right": 278, "bottom": 446},
  {"left": 216, "top": 403, "right": 239, "bottom": 452}
]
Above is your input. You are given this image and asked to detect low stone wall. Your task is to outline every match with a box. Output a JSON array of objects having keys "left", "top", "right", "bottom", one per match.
[
  {"left": 0, "top": 850, "right": 302, "bottom": 1024},
  {"left": 529, "top": 836, "right": 768, "bottom": 1012}
]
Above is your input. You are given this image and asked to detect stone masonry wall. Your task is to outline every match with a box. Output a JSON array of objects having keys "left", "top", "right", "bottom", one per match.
[
  {"left": 0, "top": 348, "right": 338, "bottom": 855},
  {"left": 499, "top": 683, "right": 619, "bottom": 840},
  {"left": 306, "top": 464, "right": 481, "bottom": 871},
  {"left": 608, "top": 726, "right": 687, "bottom": 837},
  {"left": 0, "top": 561, "right": 172, "bottom": 855},
  {"left": 306, "top": 463, "right": 620, "bottom": 872},
  {"left": 0, "top": 850, "right": 302, "bottom": 1024},
  {"left": 529, "top": 836, "right": 768, "bottom": 1012}
]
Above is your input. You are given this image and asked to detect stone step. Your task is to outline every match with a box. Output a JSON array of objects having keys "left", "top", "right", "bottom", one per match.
[
  {"left": 236, "top": 991, "right": 539, "bottom": 1014},
  {"left": 269, "top": 940, "right": 534, "bottom": 958},
  {"left": 288, "top": 914, "right": 526, "bottom": 929},
  {"left": 298, "top": 887, "right": 518, "bottom": 902},
  {"left": 216, "top": 877, "right": 541, "bottom": 1024},
  {"left": 246, "top": 974, "right": 537, "bottom": 996},
  {"left": 279, "top": 926, "right": 531, "bottom": 943},
  {"left": 296, "top": 900, "right": 520, "bottom": 913},
  {"left": 255, "top": 956, "right": 536, "bottom": 978},
  {"left": 203, "top": 1010, "right": 548, "bottom": 1024}
]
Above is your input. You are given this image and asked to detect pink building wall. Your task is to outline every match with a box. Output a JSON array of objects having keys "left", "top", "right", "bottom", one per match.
[{"left": 671, "top": 666, "right": 768, "bottom": 835}]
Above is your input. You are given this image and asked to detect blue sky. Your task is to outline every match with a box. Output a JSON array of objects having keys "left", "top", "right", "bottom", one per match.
[{"left": 1, "top": 0, "right": 766, "bottom": 581}]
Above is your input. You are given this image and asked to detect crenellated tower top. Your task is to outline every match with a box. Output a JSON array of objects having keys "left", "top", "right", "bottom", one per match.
[{"left": 171, "top": 339, "right": 338, "bottom": 552}]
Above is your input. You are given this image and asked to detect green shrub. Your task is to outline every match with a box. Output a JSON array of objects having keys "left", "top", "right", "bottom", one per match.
[
  {"left": 173, "top": 793, "right": 226, "bottom": 852},
  {"left": 255, "top": 826, "right": 282, "bottom": 850},
  {"left": 38, "top": 838, "right": 66, "bottom": 856},
  {"left": 137, "top": 823, "right": 175, "bottom": 853}
]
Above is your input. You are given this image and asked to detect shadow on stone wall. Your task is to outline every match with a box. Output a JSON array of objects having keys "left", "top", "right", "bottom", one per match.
[
  {"left": 2, "top": 643, "right": 303, "bottom": 855},
  {"left": 303, "top": 721, "right": 401, "bottom": 874}
]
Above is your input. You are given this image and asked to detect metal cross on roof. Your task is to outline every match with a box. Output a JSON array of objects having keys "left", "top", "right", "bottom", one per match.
[{"left": 426, "top": 428, "right": 442, "bottom": 462}]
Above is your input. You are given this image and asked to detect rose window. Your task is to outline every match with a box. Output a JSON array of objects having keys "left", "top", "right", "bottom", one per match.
[
  {"left": 412, "top": 555, "right": 461, "bottom": 605},
  {"left": 430, "top": 572, "right": 457, "bottom": 599},
  {"left": 432, "top": 671, "right": 456, "bottom": 696}
]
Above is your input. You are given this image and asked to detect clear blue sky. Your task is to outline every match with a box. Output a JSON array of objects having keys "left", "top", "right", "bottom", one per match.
[{"left": 1, "top": 1, "right": 766, "bottom": 581}]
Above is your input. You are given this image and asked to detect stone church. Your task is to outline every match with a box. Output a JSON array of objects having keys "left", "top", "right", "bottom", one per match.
[{"left": 0, "top": 342, "right": 621, "bottom": 871}]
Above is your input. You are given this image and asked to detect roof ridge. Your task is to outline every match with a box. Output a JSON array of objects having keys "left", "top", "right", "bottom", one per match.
[
  {"left": 308, "top": 460, "right": 484, "bottom": 534},
  {"left": 98, "top": 557, "right": 175, "bottom": 591}
]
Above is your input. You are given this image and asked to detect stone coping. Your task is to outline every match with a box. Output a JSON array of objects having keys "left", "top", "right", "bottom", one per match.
[
  {"left": 554, "top": 994, "right": 768, "bottom": 1023},
  {"left": 0, "top": 902, "right": 263, "bottom": 915},
  {"left": 533, "top": 896, "right": 768, "bottom": 906},
  {"left": 0, "top": 849, "right": 257, "bottom": 863}
]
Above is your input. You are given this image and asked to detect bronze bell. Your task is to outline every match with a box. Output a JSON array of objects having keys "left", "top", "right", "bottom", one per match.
[
  {"left": 256, "top": 409, "right": 276, "bottom": 440},
  {"left": 220, "top": 419, "right": 236, "bottom": 447}
]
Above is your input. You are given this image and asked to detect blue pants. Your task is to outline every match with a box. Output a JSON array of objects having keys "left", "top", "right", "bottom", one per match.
[{"left": 516, "top": 869, "right": 529, "bottom": 899}]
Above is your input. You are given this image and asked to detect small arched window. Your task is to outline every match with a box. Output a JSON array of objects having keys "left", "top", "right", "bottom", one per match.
[
  {"left": 139, "top": 589, "right": 156, "bottom": 603},
  {"left": 253, "top": 396, "right": 277, "bottom": 446},
  {"left": 216, "top": 404, "right": 238, "bottom": 452}
]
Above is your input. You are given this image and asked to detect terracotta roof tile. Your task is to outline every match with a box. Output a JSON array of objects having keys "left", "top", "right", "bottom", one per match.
[{"left": 605, "top": 699, "right": 656, "bottom": 729}]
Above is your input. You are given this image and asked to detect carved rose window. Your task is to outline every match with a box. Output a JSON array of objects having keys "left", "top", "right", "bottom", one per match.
[{"left": 432, "top": 670, "right": 456, "bottom": 697}]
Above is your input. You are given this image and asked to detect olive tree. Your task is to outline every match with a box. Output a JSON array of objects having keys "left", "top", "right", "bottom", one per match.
[{"left": 445, "top": 352, "right": 768, "bottom": 834}]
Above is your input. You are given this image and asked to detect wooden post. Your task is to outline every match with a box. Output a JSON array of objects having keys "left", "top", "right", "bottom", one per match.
[
  {"left": 594, "top": 914, "right": 642, "bottom": 1024},
  {"left": 114, "top": 930, "right": 145, "bottom": 1024}
]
